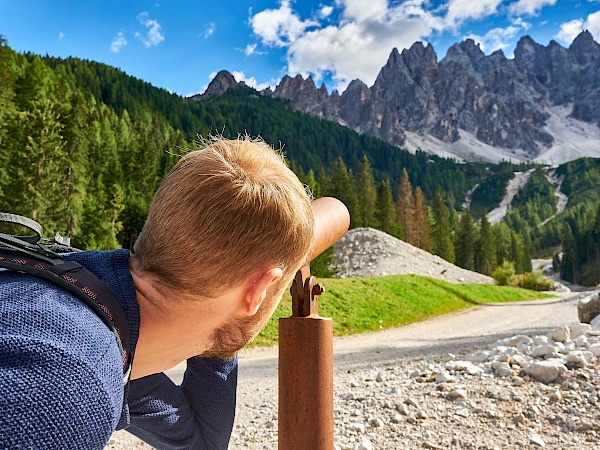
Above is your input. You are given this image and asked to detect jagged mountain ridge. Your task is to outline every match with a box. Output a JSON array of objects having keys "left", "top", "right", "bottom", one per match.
[{"left": 194, "top": 32, "right": 600, "bottom": 164}]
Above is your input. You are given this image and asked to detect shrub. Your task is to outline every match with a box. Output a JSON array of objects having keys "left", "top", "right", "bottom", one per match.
[
  {"left": 516, "top": 270, "right": 555, "bottom": 291},
  {"left": 492, "top": 261, "right": 517, "bottom": 286}
]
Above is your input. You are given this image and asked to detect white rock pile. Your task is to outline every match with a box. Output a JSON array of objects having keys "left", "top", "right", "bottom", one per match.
[{"left": 332, "top": 228, "right": 493, "bottom": 284}]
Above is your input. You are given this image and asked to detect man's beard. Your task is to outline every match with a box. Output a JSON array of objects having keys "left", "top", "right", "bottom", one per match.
[{"left": 199, "top": 284, "right": 284, "bottom": 360}]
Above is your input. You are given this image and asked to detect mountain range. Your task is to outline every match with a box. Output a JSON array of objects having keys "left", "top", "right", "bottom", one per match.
[{"left": 192, "top": 31, "right": 600, "bottom": 165}]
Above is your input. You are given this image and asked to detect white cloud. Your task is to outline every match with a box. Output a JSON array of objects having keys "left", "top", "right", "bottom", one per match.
[
  {"left": 135, "top": 12, "right": 165, "bottom": 48},
  {"left": 203, "top": 22, "right": 216, "bottom": 38},
  {"left": 110, "top": 32, "right": 128, "bottom": 53},
  {"left": 231, "top": 71, "right": 277, "bottom": 91},
  {"left": 556, "top": 11, "right": 600, "bottom": 44},
  {"left": 587, "top": 10, "right": 600, "bottom": 37},
  {"left": 250, "top": 0, "right": 448, "bottom": 91},
  {"left": 556, "top": 19, "right": 584, "bottom": 43},
  {"left": 446, "top": 0, "right": 503, "bottom": 24},
  {"left": 244, "top": 43, "right": 267, "bottom": 56},
  {"left": 250, "top": 0, "right": 318, "bottom": 47},
  {"left": 58, "top": 32, "right": 65, "bottom": 41},
  {"left": 464, "top": 18, "right": 530, "bottom": 53},
  {"left": 249, "top": 0, "right": 527, "bottom": 92},
  {"left": 508, "top": 0, "right": 557, "bottom": 16},
  {"left": 319, "top": 5, "right": 334, "bottom": 18},
  {"left": 338, "top": 0, "right": 388, "bottom": 22}
]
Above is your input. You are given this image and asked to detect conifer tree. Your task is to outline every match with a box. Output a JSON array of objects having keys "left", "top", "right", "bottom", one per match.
[
  {"left": 492, "top": 222, "right": 511, "bottom": 266},
  {"left": 0, "top": 36, "right": 16, "bottom": 203},
  {"left": 7, "top": 56, "right": 69, "bottom": 233},
  {"left": 396, "top": 168, "right": 414, "bottom": 243},
  {"left": 455, "top": 210, "right": 476, "bottom": 270},
  {"left": 317, "top": 167, "right": 330, "bottom": 199},
  {"left": 376, "top": 180, "right": 400, "bottom": 237},
  {"left": 412, "top": 187, "right": 432, "bottom": 251},
  {"left": 355, "top": 155, "right": 377, "bottom": 228},
  {"left": 431, "top": 187, "right": 454, "bottom": 262},
  {"left": 329, "top": 157, "right": 358, "bottom": 228},
  {"left": 475, "top": 210, "right": 495, "bottom": 275},
  {"left": 301, "top": 169, "right": 318, "bottom": 199}
]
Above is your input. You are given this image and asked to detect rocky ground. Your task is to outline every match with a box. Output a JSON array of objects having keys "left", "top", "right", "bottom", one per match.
[{"left": 108, "top": 297, "right": 600, "bottom": 450}]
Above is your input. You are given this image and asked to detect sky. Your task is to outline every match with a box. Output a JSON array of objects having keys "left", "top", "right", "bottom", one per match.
[{"left": 0, "top": 0, "right": 599, "bottom": 97}]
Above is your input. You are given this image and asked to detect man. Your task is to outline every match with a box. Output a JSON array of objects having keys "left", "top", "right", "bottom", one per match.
[{"left": 0, "top": 138, "right": 315, "bottom": 449}]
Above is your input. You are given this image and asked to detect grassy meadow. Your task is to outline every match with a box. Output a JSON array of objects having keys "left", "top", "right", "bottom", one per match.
[{"left": 251, "top": 274, "right": 555, "bottom": 347}]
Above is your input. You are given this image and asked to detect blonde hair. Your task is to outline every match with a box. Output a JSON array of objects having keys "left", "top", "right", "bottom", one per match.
[{"left": 131, "top": 137, "right": 314, "bottom": 298}]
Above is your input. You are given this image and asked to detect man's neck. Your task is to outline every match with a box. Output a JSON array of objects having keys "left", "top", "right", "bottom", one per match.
[{"left": 128, "top": 271, "right": 219, "bottom": 379}]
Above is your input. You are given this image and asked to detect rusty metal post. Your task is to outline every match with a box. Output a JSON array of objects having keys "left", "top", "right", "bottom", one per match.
[{"left": 278, "top": 197, "right": 350, "bottom": 450}]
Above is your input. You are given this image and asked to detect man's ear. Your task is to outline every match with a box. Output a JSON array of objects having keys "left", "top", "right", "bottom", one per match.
[{"left": 243, "top": 268, "right": 283, "bottom": 316}]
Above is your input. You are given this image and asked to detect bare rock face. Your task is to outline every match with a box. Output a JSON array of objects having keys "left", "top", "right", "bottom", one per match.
[
  {"left": 263, "top": 31, "right": 600, "bottom": 163},
  {"left": 189, "top": 70, "right": 240, "bottom": 100}
]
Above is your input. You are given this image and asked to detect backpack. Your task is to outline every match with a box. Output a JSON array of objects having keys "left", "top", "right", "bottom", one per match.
[{"left": 0, "top": 213, "right": 132, "bottom": 383}]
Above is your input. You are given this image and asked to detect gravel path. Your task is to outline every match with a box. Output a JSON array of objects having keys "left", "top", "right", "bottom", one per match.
[{"left": 107, "top": 290, "right": 600, "bottom": 450}]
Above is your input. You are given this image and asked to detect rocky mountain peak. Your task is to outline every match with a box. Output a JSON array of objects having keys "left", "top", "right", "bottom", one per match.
[
  {"left": 570, "top": 30, "right": 600, "bottom": 65},
  {"left": 198, "top": 70, "right": 239, "bottom": 99},
  {"left": 193, "top": 32, "right": 600, "bottom": 164}
]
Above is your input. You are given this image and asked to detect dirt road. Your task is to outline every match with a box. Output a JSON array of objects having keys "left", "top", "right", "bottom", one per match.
[{"left": 229, "top": 292, "right": 586, "bottom": 383}]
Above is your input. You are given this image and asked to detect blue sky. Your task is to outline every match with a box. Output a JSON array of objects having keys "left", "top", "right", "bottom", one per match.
[{"left": 0, "top": 0, "right": 599, "bottom": 96}]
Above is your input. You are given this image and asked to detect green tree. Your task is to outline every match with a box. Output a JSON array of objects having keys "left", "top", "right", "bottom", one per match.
[
  {"left": 475, "top": 210, "right": 495, "bottom": 275},
  {"left": 396, "top": 169, "right": 414, "bottom": 243},
  {"left": 412, "top": 187, "right": 432, "bottom": 251},
  {"left": 328, "top": 157, "right": 358, "bottom": 228},
  {"left": 376, "top": 180, "right": 401, "bottom": 237},
  {"left": 455, "top": 210, "right": 477, "bottom": 270},
  {"left": 355, "top": 155, "right": 377, "bottom": 228},
  {"left": 6, "top": 56, "right": 70, "bottom": 233},
  {"left": 431, "top": 187, "right": 454, "bottom": 262}
]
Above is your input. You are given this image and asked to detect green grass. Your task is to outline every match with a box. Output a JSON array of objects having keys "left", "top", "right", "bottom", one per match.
[{"left": 250, "top": 274, "right": 555, "bottom": 347}]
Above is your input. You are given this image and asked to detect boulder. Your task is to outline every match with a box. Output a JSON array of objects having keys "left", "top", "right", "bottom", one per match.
[
  {"left": 577, "top": 292, "right": 600, "bottom": 323},
  {"left": 524, "top": 359, "right": 568, "bottom": 383},
  {"left": 549, "top": 325, "right": 570, "bottom": 343}
]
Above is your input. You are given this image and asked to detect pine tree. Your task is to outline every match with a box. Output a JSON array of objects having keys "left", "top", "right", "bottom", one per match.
[
  {"left": 376, "top": 180, "right": 400, "bottom": 237},
  {"left": 475, "top": 210, "right": 495, "bottom": 275},
  {"left": 397, "top": 169, "right": 414, "bottom": 243},
  {"left": 329, "top": 157, "right": 358, "bottom": 228},
  {"left": 431, "top": 187, "right": 454, "bottom": 262},
  {"left": 455, "top": 210, "right": 476, "bottom": 270},
  {"left": 355, "top": 155, "right": 377, "bottom": 228},
  {"left": 412, "top": 187, "right": 432, "bottom": 251},
  {"left": 7, "top": 56, "right": 69, "bottom": 233},
  {"left": 303, "top": 169, "right": 320, "bottom": 199},
  {"left": 492, "top": 222, "right": 511, "bottom": 266},
  {"left": 0, "top": 36, "right": 16, "bottom": 203}
]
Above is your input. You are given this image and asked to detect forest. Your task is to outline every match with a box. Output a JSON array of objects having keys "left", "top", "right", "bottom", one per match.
[{"left": 1, "top": 37, "right": 599, "bottom": 285}]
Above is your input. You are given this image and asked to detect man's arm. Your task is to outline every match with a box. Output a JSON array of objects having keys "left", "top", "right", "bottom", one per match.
[{"left": 126, "top": 356, "right": 238, "bottom": 450}]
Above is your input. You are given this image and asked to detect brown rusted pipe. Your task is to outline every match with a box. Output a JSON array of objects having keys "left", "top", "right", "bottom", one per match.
[
  {"left": 278, "top": 197, "right": 349, "bottom": 450},
  {"left": 307, "top": 197, "right": 350, "bottom": 263}
]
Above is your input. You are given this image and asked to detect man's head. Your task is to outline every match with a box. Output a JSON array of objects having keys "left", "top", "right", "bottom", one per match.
[{"left": 131, "top": 137, "right": 314, "bottom": 354}]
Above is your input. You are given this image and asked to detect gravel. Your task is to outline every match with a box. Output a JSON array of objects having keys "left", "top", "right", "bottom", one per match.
[{"left": 332, "top": 228, "right": 494, "bottom": 284}]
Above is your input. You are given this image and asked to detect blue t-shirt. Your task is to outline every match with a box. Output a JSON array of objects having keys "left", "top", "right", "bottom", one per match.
[{"left": 0, "top": 249, "right": 237, "bottom": 450}]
